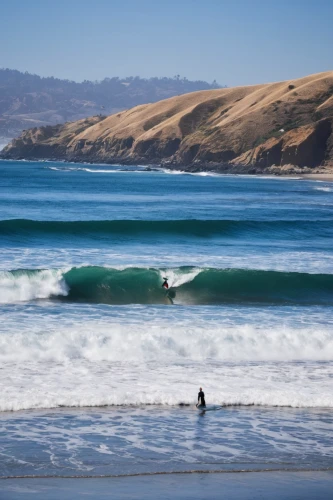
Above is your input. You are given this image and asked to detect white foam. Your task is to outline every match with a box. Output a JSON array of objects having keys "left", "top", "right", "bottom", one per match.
[
  {"left": 194, "top": 171, "right": 219, "bottom": 177},
  {"left": 46, "top": 166, "right": 122, "bottom": 173},
  {"left": 160, "top": 267, "right": 202, "bottom": 288},
  {"left": 1, "top": 358, "right": 332, "bottom": 411},
  {"left": 159, "top": 169, "right": 219, "bottom": 177},
  {"left": 315, "top": 187, "right": 332, "bottom": 192},
  {"left": 0, "top": 308, "right": 332, "bottom": 411},
  {"left": 0, "top": 269, "right": 68, "bottom": 303},
  {"left": 80, "top": 168, "right": 124, "bottom": 173},
  {"left": 1, "top": 320, "right": 333, "bottom": 363},
  {"left": 46, "top": 165, "right": 148, "bottom": 174},
  {"left": 1, "top": 250, "right": 332, "bottom": 278},
  {"left": 159, "top": 168, "right": 186, "bottom": 175}
]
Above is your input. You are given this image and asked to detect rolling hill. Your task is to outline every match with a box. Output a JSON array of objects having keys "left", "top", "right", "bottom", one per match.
[
  {"left": 0, "top": 68, "right": 219, "bottom": 141},
  {"left": 2, "top": 71, "right": 333, "bottom": 174}
]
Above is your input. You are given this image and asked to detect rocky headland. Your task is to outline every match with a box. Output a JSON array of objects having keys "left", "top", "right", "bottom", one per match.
[{"left": 2, "top": 71, "right": 333, "bottom": 175}]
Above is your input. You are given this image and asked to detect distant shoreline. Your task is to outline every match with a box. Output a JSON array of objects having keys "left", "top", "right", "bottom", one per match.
[
  {"left": 1, "top": 157, "right": 333, "bottom": 181},
  {"left": 298, "top": 173, "right": 333, "bottom": 182},
  {"left": 2, "top": 71, "right": 333, "bottom": 176}
]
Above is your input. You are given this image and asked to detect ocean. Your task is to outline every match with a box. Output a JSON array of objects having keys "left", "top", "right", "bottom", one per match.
[{"left": 0, "top": 160, "right": 332, "bottom": 487}]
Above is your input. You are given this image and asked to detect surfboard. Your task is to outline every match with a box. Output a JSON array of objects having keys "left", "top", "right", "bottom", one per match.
[
  {"left": 166, "top": 288, "right": 176, "bottom": 304},
  {"left": 196, "top": 404, "right": 222, "bottom": 411}
]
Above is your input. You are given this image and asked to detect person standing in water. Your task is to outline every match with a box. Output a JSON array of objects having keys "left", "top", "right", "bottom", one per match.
[{"left": 197, "top": 387, "right": 206, "bottom": 407}]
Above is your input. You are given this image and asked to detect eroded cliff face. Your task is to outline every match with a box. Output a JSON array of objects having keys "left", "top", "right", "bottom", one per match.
[
  {"left": 2, "top": 71, "right": 333, "bottom": 173},
  {"left": 233, "top": 119, "right": 332, "bottom": 169}
]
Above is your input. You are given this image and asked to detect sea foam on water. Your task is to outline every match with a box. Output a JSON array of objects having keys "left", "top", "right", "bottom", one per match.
[
  {"left": 0, "top": 269, "right": 68, "bottom": 303},
  {"left": 0, "top": 305, "right": 332, "bottom": 411}
]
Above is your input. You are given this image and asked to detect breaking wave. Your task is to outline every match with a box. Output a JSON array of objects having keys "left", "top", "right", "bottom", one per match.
[{"left": 1, "top": 266, "right": 333, "bottom": 305}]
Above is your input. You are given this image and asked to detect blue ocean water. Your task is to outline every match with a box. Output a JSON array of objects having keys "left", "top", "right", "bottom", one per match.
[{"left": 0, "top": 160, "right": 332, "bottom": 478}]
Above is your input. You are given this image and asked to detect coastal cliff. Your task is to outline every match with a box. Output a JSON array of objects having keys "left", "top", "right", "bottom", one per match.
[{"left": 2, "top": 71, "right": 333, "bottom": 174}]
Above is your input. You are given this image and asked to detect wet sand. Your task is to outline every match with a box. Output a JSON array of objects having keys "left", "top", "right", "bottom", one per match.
[{"left": 2, "top": 471, "right": 333, "bottom": 499}]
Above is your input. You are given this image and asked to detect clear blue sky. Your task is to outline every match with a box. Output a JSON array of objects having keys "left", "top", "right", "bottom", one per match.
[{"left": 1, "top": 0, "right": 332, "bottom": 86}]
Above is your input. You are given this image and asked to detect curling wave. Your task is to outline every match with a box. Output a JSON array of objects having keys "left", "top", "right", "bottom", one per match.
[{"left": 1, "top": 266, "right": 333, "bottom": 305}]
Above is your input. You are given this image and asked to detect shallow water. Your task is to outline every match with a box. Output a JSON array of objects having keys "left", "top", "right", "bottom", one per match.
[{"left": 1, "top": 406, "right": 332, "bottom": 477}]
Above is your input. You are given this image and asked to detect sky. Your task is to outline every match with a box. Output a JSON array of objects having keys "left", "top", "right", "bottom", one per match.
[{"left": 1, "top": 0, "right": 332, "bottom": 86}]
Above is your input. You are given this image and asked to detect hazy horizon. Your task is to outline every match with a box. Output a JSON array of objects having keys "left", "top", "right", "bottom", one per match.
[{"left": 0, "top": 67, "right": 221, "bottom": 85}]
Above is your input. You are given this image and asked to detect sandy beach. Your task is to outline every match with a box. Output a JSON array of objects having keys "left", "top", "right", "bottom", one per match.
[{"left": 2, "top": 471, "right": 333, "bottom": 499}]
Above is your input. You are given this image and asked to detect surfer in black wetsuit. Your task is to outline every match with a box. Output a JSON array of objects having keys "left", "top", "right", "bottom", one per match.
[
  {"left": 197, "top": 387, "right": 206, "bottom": 407},
  {"left": 162, "top": 277, "right": 169, "bottom": 289}
]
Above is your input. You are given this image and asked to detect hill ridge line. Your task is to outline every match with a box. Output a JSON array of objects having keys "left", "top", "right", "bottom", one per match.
[{"left": 2, "top": 71, "right": 333, "bottom": 175}]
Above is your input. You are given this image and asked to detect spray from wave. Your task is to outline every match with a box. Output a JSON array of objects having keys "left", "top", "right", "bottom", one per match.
[{"left": 0, "top": 269, "right": 68, "bottom": 303}]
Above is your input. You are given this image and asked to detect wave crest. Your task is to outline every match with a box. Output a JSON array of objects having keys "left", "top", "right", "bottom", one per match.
[{"left": 1, "top": 266, "right": 333, "bottom": 305}]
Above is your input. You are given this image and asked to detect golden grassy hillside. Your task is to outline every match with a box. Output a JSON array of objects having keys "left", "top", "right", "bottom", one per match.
[{"left": 2, "top": 71, "right": 333, "bottom": 172}]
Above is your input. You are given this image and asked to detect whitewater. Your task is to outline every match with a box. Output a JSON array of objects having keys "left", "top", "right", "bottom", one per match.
[
  {"left": 1, "top": 160, "right": 333, "bottom": 480},
  {"left": 1, "top": 303, "right": 333, "bottom": 412},
  {"left": 0, "top": 160, "right": 332, "bottom": 410}
]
